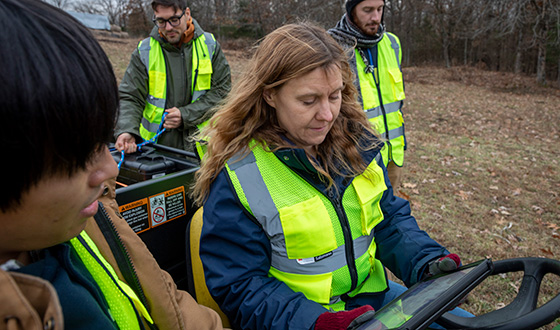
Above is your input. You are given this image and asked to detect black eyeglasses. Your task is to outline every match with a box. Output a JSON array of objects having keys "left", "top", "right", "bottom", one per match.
[{"left": 152, "top": 10, "right": 185, "bottom": 28}]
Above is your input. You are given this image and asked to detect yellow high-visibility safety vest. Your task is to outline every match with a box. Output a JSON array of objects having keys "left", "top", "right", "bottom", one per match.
[
  {"left": 70, "top": 231, "right": 154, "bottom": 329},
  {"left": 225, "top": 144, "right": 389, "bottom": 311},
  {"left": 137, "top": 33, "right": 216, "bottom": 141},
  {"left": 356, "top": 32, "right": 405, "bottom": 167}
]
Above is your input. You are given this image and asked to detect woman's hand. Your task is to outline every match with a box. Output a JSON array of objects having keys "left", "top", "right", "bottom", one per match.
[{"left": 315, "top": 305, "right": 375, "bottom": 330}]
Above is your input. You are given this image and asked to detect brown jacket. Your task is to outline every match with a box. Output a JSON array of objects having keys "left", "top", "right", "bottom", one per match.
[{"left": 0, "top": 179, "right": 223, "bottom": 330}]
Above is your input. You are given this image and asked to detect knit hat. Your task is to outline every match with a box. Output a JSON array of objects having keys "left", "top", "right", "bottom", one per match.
[{"left": 345, "top": 0, "right": 385, "bottom": 21}]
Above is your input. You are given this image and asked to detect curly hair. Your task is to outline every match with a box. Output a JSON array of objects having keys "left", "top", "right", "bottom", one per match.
[{"left": 192, "top": 22, "right": 381, "bottom": 205}]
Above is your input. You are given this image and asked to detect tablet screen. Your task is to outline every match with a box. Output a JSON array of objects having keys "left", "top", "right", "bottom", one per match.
[{"left": 356, "top": 259, "right": 493, "bottom": 330}]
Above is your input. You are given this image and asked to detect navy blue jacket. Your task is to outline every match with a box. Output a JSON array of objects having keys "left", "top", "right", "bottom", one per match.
[
  {"left": 16, "top": 243, "right": 119, "bottom": 329},
  {"left": 200, "top": 139, "right": 449, "bottom": 330}
]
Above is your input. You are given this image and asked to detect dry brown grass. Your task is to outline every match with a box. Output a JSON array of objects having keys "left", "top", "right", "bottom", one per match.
[
  {"left": 99, "top": 36, "right": 560, "bottom": 329},
  {"left": 403, "top": 66, "right": 560, "bottom": 329}
]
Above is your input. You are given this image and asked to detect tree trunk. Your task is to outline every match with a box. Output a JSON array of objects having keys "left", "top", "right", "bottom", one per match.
[
  {"left": 514, "top": 28, "right": 523, "bottom": 74},
  {"left": 536, "top": 41, "right": 546, "bottom": 84},
  {"left": 443, "top": 33, "right": 451, "bottom": 68},
  {"left": 464, "top": 38, "right": 468, "bottom": 66},
  {"left": 534, "top": 0, "right": 549, "bottom": 84}
]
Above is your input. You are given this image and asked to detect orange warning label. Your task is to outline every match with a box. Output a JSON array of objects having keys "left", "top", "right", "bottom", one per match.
[
  {"left": 119, "top": 186, "right": 186, "bottom": 234},
  {"left": 119, "top": 198, "right": 149, "bottom": 233}
]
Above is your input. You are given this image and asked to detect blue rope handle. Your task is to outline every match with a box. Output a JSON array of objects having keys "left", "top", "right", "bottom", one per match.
[
  {"left": 108, "top": 148, "right": 125, "bottom": 170},
  {"left": 110, "top": 111, "right": 169, "bottom": 170},
  {"left": 137, "top": 111, "right": 168, "bottom": 151}
]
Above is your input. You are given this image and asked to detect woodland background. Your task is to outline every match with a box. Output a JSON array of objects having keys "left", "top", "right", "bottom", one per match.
[{"left": 46, "top": 0, "right": 560, "bottom": 86}]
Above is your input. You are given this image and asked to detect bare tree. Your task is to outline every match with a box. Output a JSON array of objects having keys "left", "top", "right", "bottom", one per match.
[
  {"left": 44, "top": 0, "right": 72, "bottom": 9},
  {"left": 73, "top": 2, "right": 104, "bottom": 15},
  {"left": 125, "top": 0, "right": 152, "bottom": 36},
  {"left": 425, "top": 0, "right": 477, "bottom": 68},
  {"left": 71, "top": 0, "right": 129, "bottom": 26},
  {"left": 96, "top": 0, "right": 560, "bottom": 82}
]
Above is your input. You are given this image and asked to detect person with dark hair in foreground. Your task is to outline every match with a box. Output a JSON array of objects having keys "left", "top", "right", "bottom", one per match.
[
  {"left": 0, "top": 0, "right": 224, "bottom": 329},
  {"left": 193, "top": 22, "right": 471, "bottom": 330}
]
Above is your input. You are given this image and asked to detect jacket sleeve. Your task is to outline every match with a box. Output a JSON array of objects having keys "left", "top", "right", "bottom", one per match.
[
  {"left": 89, "top": 179, "right": 224, "bottom": 330},
  {"left": 115, "top": 47, "right": 147, "bottom": 141},
  {"left": 200, "top": 170, "right": 327, "bottom": 330},
  {"left": 373, "top": 159, "right": 449, "bottom": 287},
  {"left": 179, "top": 40, "right": 231, "bottom": 129}
]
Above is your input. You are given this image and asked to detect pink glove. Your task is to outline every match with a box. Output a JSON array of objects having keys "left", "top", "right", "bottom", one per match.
[
  {"left": 315, "top": 305, "right": 375, "bottom": 330},
  {"left": 427, "top": 253, "right": 461, "bottom": 277}
]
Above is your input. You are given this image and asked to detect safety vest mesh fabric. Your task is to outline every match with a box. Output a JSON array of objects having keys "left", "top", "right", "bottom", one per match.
[
  {"left": 137, "top": 33, "right": 216, "bottom": 141},
  {"left": 356, "top": 32, "right": 405, "bottom": 167},
  {"left": 224, "top": 144, "right": 388, "bottom": 311},
  {"left": 69, "top": 231, "right": 153, "bottom": 329}
]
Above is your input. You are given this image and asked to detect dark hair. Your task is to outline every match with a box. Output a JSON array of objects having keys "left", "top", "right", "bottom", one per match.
[
  {"left": 0, "top": 0, "right": 118, "bottom": 211},
  {"left": 151, "top": 0, "right": 187, "bottom": 12}
]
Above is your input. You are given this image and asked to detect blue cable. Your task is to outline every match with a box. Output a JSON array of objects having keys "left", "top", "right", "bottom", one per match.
[
  {"left": 108, "top": 147, "right": 126, "bottom": 170},
  {"left": 137, "top": 112, "right": 168, "bottom": 151},
  {"left": 117, "top": 150, "right": 125, "bottom": 170},
  {"left": 112, "top": 111, "right": 168, "bottom": 170}
]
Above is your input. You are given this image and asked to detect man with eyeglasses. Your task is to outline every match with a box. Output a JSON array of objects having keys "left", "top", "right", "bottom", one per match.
[{"left": 115, "top": 0, "right": 231, "bottom": 157}]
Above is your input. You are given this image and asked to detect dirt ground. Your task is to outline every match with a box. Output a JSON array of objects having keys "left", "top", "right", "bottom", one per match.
[{"left": 99, "top": 36, "right": 560, "bottom": 329}]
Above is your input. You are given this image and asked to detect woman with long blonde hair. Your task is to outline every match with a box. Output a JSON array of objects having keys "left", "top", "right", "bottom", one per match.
[
  {"left": 192, "top": 22, "right": 380, "bottom": 204},
  {"left": 193, "top": 22, "right": 465, "bottom": 330}
]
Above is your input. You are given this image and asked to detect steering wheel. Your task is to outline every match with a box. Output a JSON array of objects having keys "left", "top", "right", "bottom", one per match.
[{"left": 437, "top": 257, "right": 560, "bottom": 330}]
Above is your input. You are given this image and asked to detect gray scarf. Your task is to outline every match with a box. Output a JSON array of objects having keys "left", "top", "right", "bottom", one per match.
[
  {"left": 328, "top": 14, "right": 386, "bottom": 106},
  {"left": 328, "top": 14, "right": 385, "bottom": 49}
]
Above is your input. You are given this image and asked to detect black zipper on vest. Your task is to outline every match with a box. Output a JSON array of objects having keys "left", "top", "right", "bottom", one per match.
[
  {"left": 192, "top": 41, "right": 199, "bottom": 97},
  {"left": 329, "top": 193, "right": 359, "bottom": 292},
  {"left": 280, "top": 152, "right": 360, "bottom": 293},
  {"left": 366, "top": 47, "right": 392, "bottom": 157},
  {"left": 94, "top": 202, "right": 159, "bottom": 330},
  {"left": 292, "top": 167, "right": 360, "bottom": 292}
]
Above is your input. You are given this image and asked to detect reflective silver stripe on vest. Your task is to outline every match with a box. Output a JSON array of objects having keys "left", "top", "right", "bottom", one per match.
[
  {"left": 229, "top": 149, "right": 376, "bottom": 276},
  {"left": 141, "top": 118, "right": 160, "bottom": 133},
  {"left": 192, "top": 90, "right": 205, "bottom": 101},
  {"left": 386, "top": 33, "right": 401, "bottom": 69},
  {"left": 138, "top": 38, "right": 151, "bottom": 72},
  {"left": 365, "top": 100, "right": 402, "bottom": 120},
  {"left": 203, "top": 32, "right": 216, "bottom": 58},
  {"left": 387, "top": 125, "right": 404, "bottom": 140},
  {"left": 138, "top": 38, "right": 167, "bottom": 110},
  {"left": 271, "top": 232, "right": 374, "bottom": 275},
  {"left": 228, "top": 151, "right": 285, "bottom": 243},
  {"left": 146, "top": 94, "right": 166, "bottom": 109}
]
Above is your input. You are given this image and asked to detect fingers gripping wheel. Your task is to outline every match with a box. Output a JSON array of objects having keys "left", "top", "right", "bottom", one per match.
[
  {"left": 428, "top": 254, "right": 461, "bottom": 276},
  {"left": 437, "top": 257, "right": 560, "bottom": 330}
]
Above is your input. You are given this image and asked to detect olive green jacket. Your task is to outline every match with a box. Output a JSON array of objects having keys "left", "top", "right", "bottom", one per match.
[{"left": 115, "top": 19, "right": 231, "bottom": 153}]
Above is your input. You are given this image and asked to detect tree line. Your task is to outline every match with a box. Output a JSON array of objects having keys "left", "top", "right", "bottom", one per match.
[{"left": 45, "top": 0, "right": 560, "bottom": 86}]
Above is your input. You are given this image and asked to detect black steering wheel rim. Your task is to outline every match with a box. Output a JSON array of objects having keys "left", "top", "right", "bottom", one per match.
[{"left": 437, "top": 257, "right": 560, "bottom": 330}]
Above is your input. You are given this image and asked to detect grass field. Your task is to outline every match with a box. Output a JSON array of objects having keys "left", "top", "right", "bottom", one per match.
[{"left": 99, "top": 35, "right": 560, "bottom": 329}]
